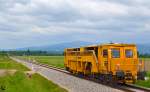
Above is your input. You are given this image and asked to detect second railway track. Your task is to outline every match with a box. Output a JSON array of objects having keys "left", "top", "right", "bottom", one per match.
[{"left": 11, "top": 57, "right": 150, "bottom": 92}]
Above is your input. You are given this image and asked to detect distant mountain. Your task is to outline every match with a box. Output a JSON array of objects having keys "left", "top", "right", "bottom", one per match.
[
  {"left": 16, "top": 41, "right": 94, "bottom": 52},
  {"left": 16, "top": 41, "right": 150, "bottom": 54}
]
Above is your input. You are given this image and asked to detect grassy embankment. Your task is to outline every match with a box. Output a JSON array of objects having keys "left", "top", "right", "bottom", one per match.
[
  {"left": 18, "top": 56, "right": 64, "bottom": 68},
  {"left": 135, "top": 72, "right": 150, "bottom": 88},
  {"left": 135, "top": 58, "right": 150, "bottom": 88},
  {"left": 0, "top": 55, "right": 29, "bottom": 70},
  {"left": 0, "top": 55, "right": 67, "bottom": 92}
]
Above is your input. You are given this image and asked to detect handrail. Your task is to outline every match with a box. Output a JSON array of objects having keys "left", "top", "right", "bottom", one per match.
[
  {"left": 91, "top": 50, "right": 99, "bottom": 72},
  {"left": 66, "top": 50, "right": 93, "bottom": 53},
  {"left": 91, "top": 50, "right": 98, "bottom": 64}
]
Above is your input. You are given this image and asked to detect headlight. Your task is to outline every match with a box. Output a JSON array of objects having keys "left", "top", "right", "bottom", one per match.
[
  {"left": 117, "top": 64, "right": 120, "bottom": 66},
  {"left": 116, "top": 64, "right": 120, "bottom": 70}
]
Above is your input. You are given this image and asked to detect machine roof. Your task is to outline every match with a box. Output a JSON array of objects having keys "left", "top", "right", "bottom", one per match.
[{"left": 66, "top": 43, "right": 136, "bottom": 50}]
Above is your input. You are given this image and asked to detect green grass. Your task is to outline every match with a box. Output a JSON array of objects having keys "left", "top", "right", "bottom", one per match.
[
  {"left": 133, "top": 58, "right": 150, "bottom": 88},
  {"left": 140, "top": 58, "right": 150, "bottom": 61},
  {"left": 0, "top": 55, "right": 29, "bottom": 71},
  {"left": 135, "top": 72, "right": 150, "bottom": 88},
  {"left": 18, "top": 56, "right": 64, "bottom": 68},
  {"left": 0, "top": 55, "right": 67, "bottom": 92},
  {"left": 0, "top": 71, "right": 67, "bottom": 92}
]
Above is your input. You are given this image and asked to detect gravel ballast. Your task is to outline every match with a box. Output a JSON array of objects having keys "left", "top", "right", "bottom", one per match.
[{"left": 11, "top": 57, "right": 123, "bottom": 92}]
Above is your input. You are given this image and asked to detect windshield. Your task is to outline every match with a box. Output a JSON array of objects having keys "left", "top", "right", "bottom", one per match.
[
  {"left": 125, "top": 49, "right": 133, "bottom": 58},
  {"left": 111, "top": 48, "right": 120, "bottom": 58}
]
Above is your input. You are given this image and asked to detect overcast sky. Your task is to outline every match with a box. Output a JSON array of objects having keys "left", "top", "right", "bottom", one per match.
[{"left": 0, "top": 0, "right": 150, "bottom": 49}]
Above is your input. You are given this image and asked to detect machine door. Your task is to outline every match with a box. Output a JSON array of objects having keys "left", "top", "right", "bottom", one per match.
[
  {"left": 123, "top": 47, "right": 137, "bottom": 71},
  {"left": 110, "top": 47, "right": 124, "bottom": 71},
  {"left": 102, "top": 48, "right": 109, "bottom": 73}
]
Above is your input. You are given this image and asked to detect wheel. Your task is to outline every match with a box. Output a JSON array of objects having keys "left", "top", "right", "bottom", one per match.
[{"left": 65, "top": 67, "right": 69, "bottom": 71}]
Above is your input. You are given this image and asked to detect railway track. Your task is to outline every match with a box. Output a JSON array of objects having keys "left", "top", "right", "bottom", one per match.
[{"left": 12, "top": 57, "right": 150, "bottom": 92}]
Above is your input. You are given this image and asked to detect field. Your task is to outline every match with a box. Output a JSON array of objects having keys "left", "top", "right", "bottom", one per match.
[
  {"left": 0, "top": 55, "right": 29, "bottom": 71},
  {"left": 0, "top": 55, "right": 67, "bottom": 92},
  {"left": 140, "top": 58, "right": 150, "bottom": 61},
  {"left": 18, "top": 56, "right": 65, "bottom": 68}
]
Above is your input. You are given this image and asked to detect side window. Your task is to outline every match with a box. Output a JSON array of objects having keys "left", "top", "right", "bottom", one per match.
[
  {"left": 111, "top": 48, "right": 120, "bottom": 58},
  {"left": 125, "top": 49, "right": 133, "bottom": 58},
  {"left": 103, "top": 49, "right": 108, "bottom": 58}
]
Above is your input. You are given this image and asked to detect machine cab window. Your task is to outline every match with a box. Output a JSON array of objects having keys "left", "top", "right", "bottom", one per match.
[
  {"left": 111, "top": 48, "right": 120, "bottom": 58},
  {"left": 125, "top": 49, "right": 133, "bottom": 58}
]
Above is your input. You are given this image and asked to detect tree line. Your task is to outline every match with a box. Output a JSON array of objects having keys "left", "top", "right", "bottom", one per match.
[
  {"left": 0, "top": 50, "right": 63, "bottom": 56},
  {"left": 139, "top": 54, "right": 150, "bottom": 58}
]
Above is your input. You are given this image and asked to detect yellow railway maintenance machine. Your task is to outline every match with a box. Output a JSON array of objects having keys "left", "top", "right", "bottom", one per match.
[{"left": 64, "top": 43, "right": 145, "bottom": 84}]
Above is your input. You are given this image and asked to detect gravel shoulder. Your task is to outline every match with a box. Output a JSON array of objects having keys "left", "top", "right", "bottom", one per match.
[{"left": 11, "top": 57, "right": 123, "bottom": 92}]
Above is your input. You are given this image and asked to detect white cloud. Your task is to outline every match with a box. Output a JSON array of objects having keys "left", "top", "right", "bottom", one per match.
[
  {"left": 68, "top": 0, "right": 128, "bottom": 17},
  {"left": 0, "top": 0, "right": 150, "bottom": 49}
]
